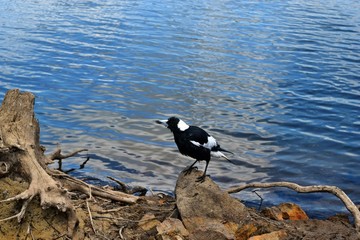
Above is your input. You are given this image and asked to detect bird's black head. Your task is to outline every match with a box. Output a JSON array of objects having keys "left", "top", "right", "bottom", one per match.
[
  {"left": 166, "top": 117, "right": 180, "bottom": 131},
  {"left": 156, "top": 116, "right": 189, "bottom": 132}
]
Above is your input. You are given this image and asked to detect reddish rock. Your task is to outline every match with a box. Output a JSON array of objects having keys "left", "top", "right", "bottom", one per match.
[
  {"left": 248, "top": 230, "right": 287, "bottom": 240},
  {"left": 262, "top": 203, "right": 308, "bottom": 221},
  {"left": 235, "top": 224, "right": 258, "bottom": 240}
]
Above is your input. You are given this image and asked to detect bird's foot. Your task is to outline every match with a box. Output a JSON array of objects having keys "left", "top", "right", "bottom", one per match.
[
  {"left": 182, "top": 166, "right": 198, "bottom": 175},
  {"left": 196, "top": 174, "right": 210, "bottom": 183}
]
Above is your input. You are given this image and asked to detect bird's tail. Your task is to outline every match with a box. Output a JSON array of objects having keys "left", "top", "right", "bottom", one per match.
[
  {"left": 211, "top": 148, "right": 235, "bottom": 164},
  {"left": 219, "top": 147, "right": 234, "bottom": 155}
]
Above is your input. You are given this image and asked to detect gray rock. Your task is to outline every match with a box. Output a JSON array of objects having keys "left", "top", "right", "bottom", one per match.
[{"left": 175, "top": 169, "right": 251, "bottom": 239}]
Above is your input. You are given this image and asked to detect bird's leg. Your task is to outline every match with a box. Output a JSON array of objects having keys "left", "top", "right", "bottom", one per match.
[
  {"left": 183, "top": 159, "right": 198, "bottom": 175},
  {"left": 196, "top": 160, "right": 210, "bottom": 182}
]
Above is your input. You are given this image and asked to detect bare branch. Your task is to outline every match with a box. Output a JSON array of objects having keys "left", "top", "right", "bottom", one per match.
[
  {"left": 226, "top": 181, "right": 360, "bottom": 231},
  {"left": 107, "top": 176, "right": 147, "bottom": 196},
  {"left": 48, "top": 148, "right": 88, "bottom": 161},
  {"left": 107, "top": 176, "right": 127, "bottom": 192}
]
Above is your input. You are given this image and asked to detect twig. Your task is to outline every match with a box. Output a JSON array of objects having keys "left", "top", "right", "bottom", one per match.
[
  {"left": 86, "top": 199, "right": 96, "bottom": 233},
  {"left": 25, "top": 223, "right": 35, "bottom": 240},
  {"left": 44, "top": 218, "right": 61, "bottom": 235},
  {"left": 96, "top": 206, "right": 128, "bottom": 214},
  {"left": 149, "top": 188, "right": 154, "bottom": 196},
  {"left": 119, "top": 226, "right": 125, "bottom": 240},
  {"left": 107, "top": 176, "right": 148, "bottom": 195},
  {"left": 95, "top": 233, "right": 111, "bottom": 240},
  {"left": 52, "top": 233, "right": 71, "bottom": 240},
  {"left": 107, "top": 176, "right": 128, "bottom": 192},
  {"left": 48, "top": 148, "right": 87, "bottom": 171},
  {"left": 140, "top": 205, "right": 176, "bottom": 212},
  {"left": 93, "top": 215, "right": 140, "bottom": 223},
  {"left": 88, "top": 181, "right": 93, "bottom": 201},
  {"left": 226, "top": 181, "right": 360, "bottom": 232},
  {"left": 80, "top": 157, "right": 90, "bottom": 169},
  {"left": 252, "top": 190, "right": 263, "bottom": 211},
  {"left": 63, "top": 157, "right": 91, "bottom": 174}
]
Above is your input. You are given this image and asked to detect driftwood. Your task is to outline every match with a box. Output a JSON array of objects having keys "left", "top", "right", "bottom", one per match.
[
  {"left": 226, "top": 181, "right": 360, "bottom": 233},
  {"left": 0, "top": 89, "right": 139, "bottom": 238}
]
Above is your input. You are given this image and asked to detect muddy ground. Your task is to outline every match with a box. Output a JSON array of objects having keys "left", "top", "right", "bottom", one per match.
[{"left": 0, "top": 175, "right": 358, "bottom": 240}]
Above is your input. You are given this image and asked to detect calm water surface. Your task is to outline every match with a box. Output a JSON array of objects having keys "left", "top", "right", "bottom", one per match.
[{"left": 1, "top": 0, "right": 360, "bottom": 218}]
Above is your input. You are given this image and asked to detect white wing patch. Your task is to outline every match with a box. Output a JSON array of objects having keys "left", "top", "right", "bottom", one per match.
[
  {"left": 190, "top": 140, "right": 201, "bottom": 147},
  {"left": 190, "top": 136, "right": 218, "bottom": 150},
  {"left": 190, "top": 136, "right": 229, "bottom": 160},
  {"left": 177, "top": 119, "right": 190, "bottom": 131},
  {"left": 204, "top": 136, "right": 218, "bottom": 150}
]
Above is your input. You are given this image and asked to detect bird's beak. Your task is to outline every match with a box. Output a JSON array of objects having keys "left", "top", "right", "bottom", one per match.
[{"left": 156, "top": 120, "right": 168, "bottom": 127}]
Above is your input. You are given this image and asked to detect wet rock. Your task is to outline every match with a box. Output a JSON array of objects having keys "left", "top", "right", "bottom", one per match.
[
  {"left": 261, "top": 202, "right": 308, "bottom": 221},
  {"left": 175, "top": 169, "right": 251, "bottom": 239},
  {"left": 248, "top": 230, "right": 287, "bottom": 240}
]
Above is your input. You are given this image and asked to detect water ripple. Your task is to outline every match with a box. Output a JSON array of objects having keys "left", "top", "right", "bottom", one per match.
[{"left": 0, "top": 0, "right": 359, "bottom": 217}]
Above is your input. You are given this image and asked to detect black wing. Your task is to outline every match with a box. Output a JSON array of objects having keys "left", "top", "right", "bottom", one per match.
[
  {"left": 173, "top": 126, "right": 211, "bottom": 160},
  {"left": 185, "top": 126, "right": 210, "bottom": 145}
]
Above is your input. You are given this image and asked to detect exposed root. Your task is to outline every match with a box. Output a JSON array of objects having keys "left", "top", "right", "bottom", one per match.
[
  {"left": 226, "top": 181, "right": 360, "bottom": 232},
  {"left": 0, "top": 196, "right": 33, "bottom": 223},
  {"left": 0, "top": 189, "right": 31, "bottom": 203},
  {"left": 0, "top": 177, "right": 78, "bottom": 237},
  {"left": 25, "top": 223, "right": 35, "bottom": 240},
  {"left": 0, "top": 90, "right": 141, "bottom": 238},
  {"left": 52, "top": 172, "right": 140, "bottom": 204}
]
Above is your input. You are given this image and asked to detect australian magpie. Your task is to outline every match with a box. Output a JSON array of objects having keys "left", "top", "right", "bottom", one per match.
[{"left": 156, "top": 116, "right": 233, "bottom": 182}]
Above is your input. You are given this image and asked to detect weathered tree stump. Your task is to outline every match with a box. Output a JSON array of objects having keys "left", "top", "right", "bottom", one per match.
[
  {"left": 0, "top": 89, "right": 78, "bottom": 237},
  {"left": 0, "top": 89, "right": 139, "bottom": 238}
]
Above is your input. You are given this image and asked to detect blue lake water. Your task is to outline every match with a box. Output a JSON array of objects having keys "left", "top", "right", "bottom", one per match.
[{"left": 1, "top": 0, "right": 359, "bottom": 218}]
